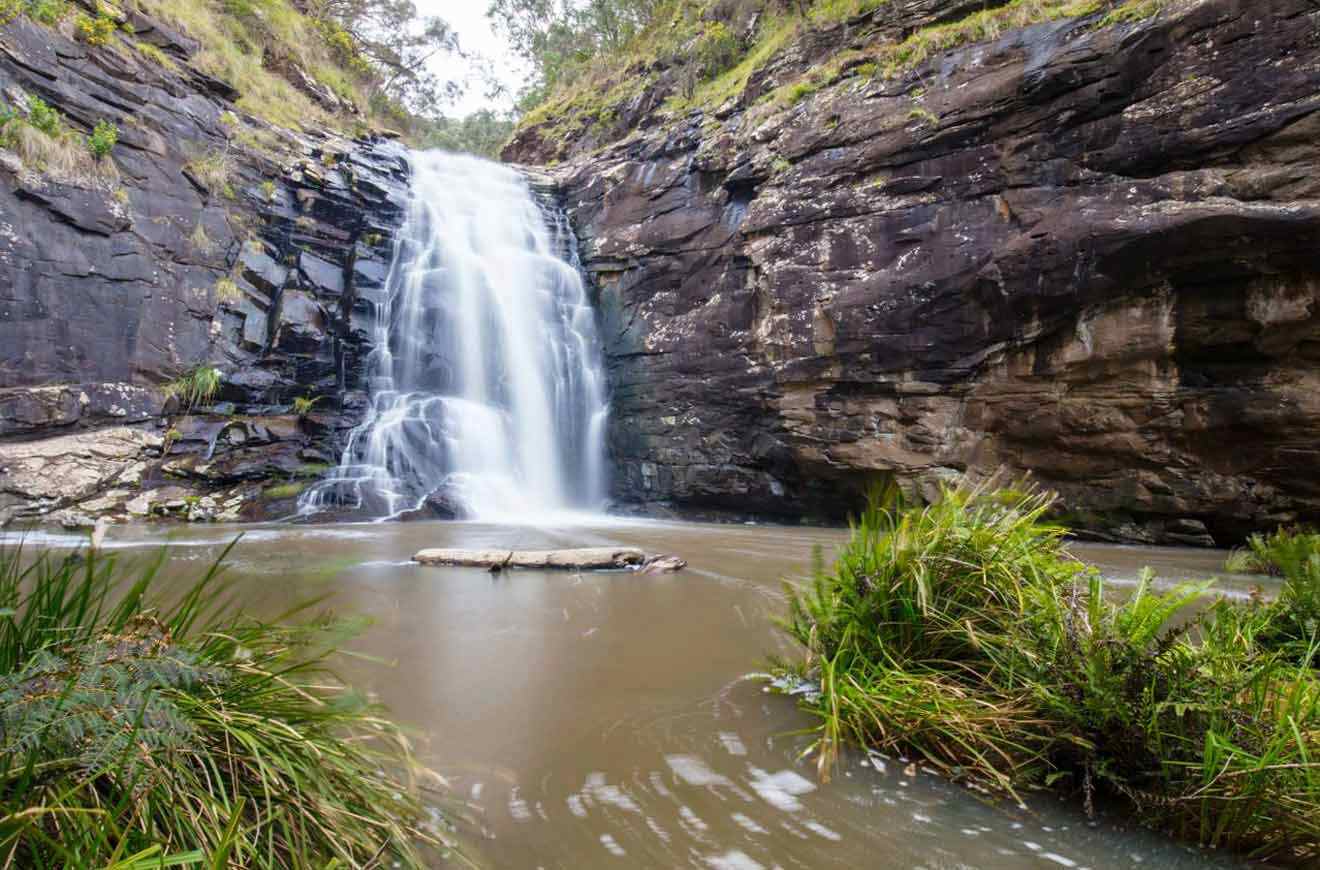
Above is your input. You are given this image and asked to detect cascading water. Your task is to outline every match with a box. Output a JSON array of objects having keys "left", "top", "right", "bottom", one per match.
[{"left": 299, "top": 152, "right": 609, "bottom": 522}]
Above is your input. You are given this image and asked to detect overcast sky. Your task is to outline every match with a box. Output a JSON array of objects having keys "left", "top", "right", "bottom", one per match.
[{"left": 415, "top": 0, "right": 525, "bottom": 116}]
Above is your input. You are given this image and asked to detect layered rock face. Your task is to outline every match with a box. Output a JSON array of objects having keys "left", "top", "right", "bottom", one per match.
[
  {"left": 509, "top": 0, "right": 1320, "bottom": 544},
  {"left": 0, "top": 14, "right": 407, "bottom": 526}
]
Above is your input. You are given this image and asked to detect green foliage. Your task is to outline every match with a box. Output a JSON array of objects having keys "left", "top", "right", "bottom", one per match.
[
  {"left": 164, "top": 365, "right": 222, "bottom": 412},
  {"left": 87, "top": 119, "right": 117, "bottom": 159},
  {"left": 1226, "top": 526, "right": 1320, "bottom": 578},
  {"left": 135, "top": 0, "right": 452, "bottom": 134},
  {"left": 259, "top": 178, "right": 276, "bottom": 200},
  {"left": 808, "top": 0, "right": 885, "bottom": 23},
  {"left": 418, "top": 109, "right": 516, "bottom": 158},
  {"left": 134, "top": 40, "right": 175, "bottom": 68},
  {"left": 775, "top": 483, "right": 1320, "bottom": 862},
  {"left": 24, "top": 0, "right": 66, "bottom": 25},
  {"left": 0, "top": 543, "right": 454, "bottom": 866},
  {"left": 906, "top": 105, "right": 938, "bottom": 125},
  {"left": 695, "top": 21, "right": 740, "bottom": 78},
  {"left": 291, "top": 395, "right": 322, "bottom": 416},
  {"left": 74, "top": 11, "right": 117, "bottom": 45},
  {"left": 214, "top": 276, "right": 241, "bottom": 304},
  {"left": 0, "top": 102, "right": 17, "bottom": 148},
  {"left": 873, "top": 0, "right": 1105, "bottom": 78},
  {"left": 1226, "top": 528, "right": 1320, "bottom": 663},
  {"left": 489, "top": 0, "right": 658, "bottom": 109},
  {"left": 25, "top": 96, "right": 60, "bottom": 137},
  {"left": 1101, "top": 0, "right": 1164, "bottom": 25},
  {"left": 263, "top": 481, "right": 306, "bottom": 500},
  {"left": 185, "top": 149, "right": 235, "bottom": 198},
  {"left": 785, "top": 79, "right": 817, "bottom": 104},
  {"left": 508, "top": 0, "right": 1164, "bottom": 155}
]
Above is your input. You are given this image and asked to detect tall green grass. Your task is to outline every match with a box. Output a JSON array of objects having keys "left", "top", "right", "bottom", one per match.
[
  {"left": 1226, "top": 527, "right": 1320, "bottom": 666},
  {"left": 0, "top": 541, "right": 459, "bottom": 868},
  {"left": 775, "top": 484, "right": 1320, "bottom": 863}
]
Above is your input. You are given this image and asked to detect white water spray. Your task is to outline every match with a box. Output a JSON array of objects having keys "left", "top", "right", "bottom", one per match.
[{"left": 300, "top": 152, "right": 608, "bottom": 521}]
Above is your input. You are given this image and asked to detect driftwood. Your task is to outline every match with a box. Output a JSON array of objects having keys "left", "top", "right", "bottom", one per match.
[{"left": 411, "top": 547, "right": 646, "bottom": 570}]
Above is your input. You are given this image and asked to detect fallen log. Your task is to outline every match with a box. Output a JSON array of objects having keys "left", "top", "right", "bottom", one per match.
[{"left": 411, "top": 547, "right": 647, "bottom": 570}]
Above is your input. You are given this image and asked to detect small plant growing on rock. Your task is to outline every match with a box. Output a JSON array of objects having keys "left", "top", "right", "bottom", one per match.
[
  {"left": 161, "top": 426, "right": 182, "bottom": 453},
  {"left": 25, "top": 97, "right": 61, "bottom": 137},
  {"left": 87, "top": 119, "right": 117, "bottom": 159},
  {"left": 164, "top": 365, "right": 222, "bottom": 413},
  {"left": 292, "top": 395, "right": 322, "bottom": 417},
  {"left": 24, "top": 0, "right": 67, "bottom": 26},
  {"left": 188, "top": 221, "right": 213, "bottom": 253},
  {"left": 263, "top": 480, "right": 307, "bottom": 500},
  {"left": 134, "top": 40, "right": 174, "bottom": 68},
  {"left": 73, "top": 11, "right": 116, "bottom": 45},
  {"left": 185, "top": 148, "right": 236, "bottom": 199},
  {"left": 260, "top": 178, "right": 276, "bottom": 201},
  {"left": 0, "top": 102, "right": 17, "bottom": 148},
  {"left": 214, "top": 276, "right": 241, "bottom": 304},
  {"left": 906, "top": 105, "right": 939, "bottom": 126}
]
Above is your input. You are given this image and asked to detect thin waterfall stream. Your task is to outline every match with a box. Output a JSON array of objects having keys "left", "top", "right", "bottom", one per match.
[{"left": 300, "top": 152, "right": 609, "bottom": 522}]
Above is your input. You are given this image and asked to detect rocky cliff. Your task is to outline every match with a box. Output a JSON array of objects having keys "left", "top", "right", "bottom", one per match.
[
  {"left": 508, "top": 0, "right": 1320, "bottom": 545},
  {"left": 0, "top": 9, "right": 408, "bottom": 526}
]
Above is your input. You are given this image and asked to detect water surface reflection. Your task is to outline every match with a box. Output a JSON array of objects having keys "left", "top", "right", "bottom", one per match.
[{"left": 6, "top": 519, "right": 1256, "bottom": 868}]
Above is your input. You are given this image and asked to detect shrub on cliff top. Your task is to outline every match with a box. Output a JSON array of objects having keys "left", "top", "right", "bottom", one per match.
[
  {"left": 775, "top": 483, "right": 1320, "bottom": 862},
  {"left": 0, "top": 542, "right": 457, "bottom": 866}
]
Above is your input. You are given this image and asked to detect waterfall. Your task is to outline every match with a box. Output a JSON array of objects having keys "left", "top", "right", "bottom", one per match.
[{"left": 299, "top": 152, "right": 609, "bottom": 522}]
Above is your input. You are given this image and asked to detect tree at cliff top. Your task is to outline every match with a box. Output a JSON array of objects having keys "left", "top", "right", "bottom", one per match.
[
  {"left": 488, "top": 0, "right": 663, "bottom": 110},
  {"left": 418, "top": 108, "right": 517, "bottom": 157},
  {"left": 303, "top": 0, "right": 463, "bottom": 117}
]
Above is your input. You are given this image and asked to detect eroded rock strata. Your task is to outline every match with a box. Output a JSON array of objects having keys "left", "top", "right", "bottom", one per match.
[
  {"left": 0, "top": 14, "right": 407, "bottom": 526},
  {"left": 509, "top": 0, "right": 1320, "bottom": 545}
]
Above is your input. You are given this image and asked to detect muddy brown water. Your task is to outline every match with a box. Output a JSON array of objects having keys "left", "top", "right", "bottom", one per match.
[{"left": 8, "top": 519, "right": 1265, "bottom": 869}]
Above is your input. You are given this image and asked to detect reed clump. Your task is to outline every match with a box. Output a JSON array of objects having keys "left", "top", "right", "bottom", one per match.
[
  {"left": 775, "top": 483, "right": 1320, "bottom": 863},
  {"left": 0, "top": 542, "right": 459, "bottom": 867}
]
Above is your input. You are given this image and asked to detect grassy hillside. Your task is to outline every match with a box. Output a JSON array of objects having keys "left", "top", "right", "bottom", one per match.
[
  {"left": 510, "top": 0, "right": 1171, "bottom": 159},
  {"left": 1, "top": 0, "right": 411, "bottom": 135}
]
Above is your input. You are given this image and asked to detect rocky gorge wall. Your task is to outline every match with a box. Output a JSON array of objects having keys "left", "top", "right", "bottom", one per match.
[
  {"left": 0, "top": 9, "right": 408, "bottom": 526},
  {"left": 510, "top": 0, "right": 1320, "bottom": 545}
]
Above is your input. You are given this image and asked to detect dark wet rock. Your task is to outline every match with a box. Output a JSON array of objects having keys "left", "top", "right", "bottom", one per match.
[
  {"left": 510, "top": 0, "right": 1320, "bottom": 546},
  {"left": 0, "top": 11, "right": 409, "bottom": 525}
]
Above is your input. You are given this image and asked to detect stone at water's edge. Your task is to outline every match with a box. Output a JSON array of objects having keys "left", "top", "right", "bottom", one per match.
[{"left": 412, "top": 548, "right": 647, "bottom": 570}]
